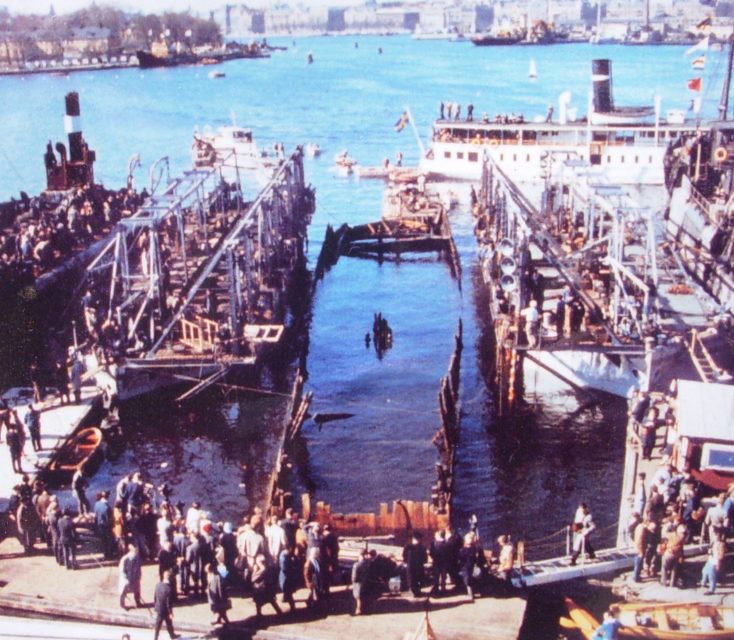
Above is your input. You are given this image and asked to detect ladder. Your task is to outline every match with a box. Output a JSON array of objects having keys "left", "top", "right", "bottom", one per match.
[{"left": 688, "top": 328, "right": 719, "bottom": 383}]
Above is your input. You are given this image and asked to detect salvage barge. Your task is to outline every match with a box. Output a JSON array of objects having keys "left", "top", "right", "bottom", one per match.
[{"left": 80, "top": 145, "right": 314, "bottom": 402}]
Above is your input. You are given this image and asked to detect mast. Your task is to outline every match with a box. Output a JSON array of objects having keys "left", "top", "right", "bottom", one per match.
[{"left": 719, "top": 29, "right": 734, "bottom": 121}]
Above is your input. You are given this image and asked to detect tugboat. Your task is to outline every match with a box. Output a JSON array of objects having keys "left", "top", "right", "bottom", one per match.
[
  {"left": 470, "top": 30, "right": 524, "bottom": 46},
  {"left": 136, "top": 42, "right": 198, "bottom": 69}
]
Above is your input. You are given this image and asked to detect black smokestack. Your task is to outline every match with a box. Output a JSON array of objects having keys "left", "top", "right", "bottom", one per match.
[
  {"left": 592, "top": 59, "right": 614, "bottom": 113},
  {"left": 65, "top": 92, "right": 84, "bottom": 163}
]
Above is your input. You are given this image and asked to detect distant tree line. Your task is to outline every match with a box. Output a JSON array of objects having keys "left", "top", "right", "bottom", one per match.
[{"left": 0, "top": 5, "right": 222, "bottom": 62}]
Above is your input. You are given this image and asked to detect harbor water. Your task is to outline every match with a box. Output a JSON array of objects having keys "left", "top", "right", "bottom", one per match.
[{"left": 0, "top": 37, "right": 721, "bottom": 552}]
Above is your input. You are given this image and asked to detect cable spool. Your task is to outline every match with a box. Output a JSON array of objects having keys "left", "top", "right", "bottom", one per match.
[
  {"left": 498, "top": 238, "right": 514, "bottom": 257},
  {"left": 500, "top": 256, "right": 517, "bottom": 275},
  {"left": 715, "top": 147, "right": 728, "bottom": 163},
  {"left": 500, "top": 274, "right": 517, "bottom": 292}
]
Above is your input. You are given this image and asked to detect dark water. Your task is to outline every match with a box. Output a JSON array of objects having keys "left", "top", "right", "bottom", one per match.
[{"left": 1, "top": 37, "right": 716, "bottom": 552}]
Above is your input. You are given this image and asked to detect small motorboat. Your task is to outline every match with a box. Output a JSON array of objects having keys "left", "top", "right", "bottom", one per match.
[
  {"left": 208, "top": 70, "right": 225, "bottom": 79},
  {"left": 334, "top": 151, "right": 357, "bottom": 176},
  {"left": 45, "top": 426, "right": 104, "bottom": 485},
  {"left": 563, "top": 598, "right": 734, "bottom": 640},
  {"left": 616, "top": 601, "right": 734, "bottom": 639}
]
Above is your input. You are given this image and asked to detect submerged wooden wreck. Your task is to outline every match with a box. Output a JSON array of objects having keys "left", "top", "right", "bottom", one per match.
[{"left": 315, "top": 180, "right": 461, "bottom": 282}]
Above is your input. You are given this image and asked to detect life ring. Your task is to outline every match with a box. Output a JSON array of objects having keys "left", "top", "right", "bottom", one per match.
[
  {"left": 715, "top": 147, "right": 728, "bottom": 163},
  {"left": 488, "top": 139, "right": 499, "bottom": 148}
]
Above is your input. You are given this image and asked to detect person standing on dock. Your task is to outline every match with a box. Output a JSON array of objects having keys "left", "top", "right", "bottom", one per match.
[
  {"left": 119, "top": 543, "right": 143, "bottom": 609},
  {"left": 278, "top": 545, "right": 300, "bottom": 612},
  {"left": 351, "top": 548, "right": 372, "bottom": 615},
  {"left": 29, "top": 362, "right": 42, "bottom": 404},
  {"left": 497, "top": 535, "right": 515, "bottom": 583},
  {"left": 46, "top": 497, "right": 63, "bottom": 565},
  {"left": 71, "top": 464, "right": 90, "bottom": 516},
  {"left": 252, "top": 553, "right": 283, "bottom": 617},
  {"left": 705, "top": 493, "right": 729, "bottom": 543},
  {"left": 554, "top": 295, "right": 565, "bottom": 340},
  {"left": 659, "top": 523, "right": 685, "bottom": 587},
  {"left": 153, "top": 570, "right": 180, "bottom": 640},
  {"left": 320, "top": 523, "right": 339, "bottom": 596},
  {"left": 429, "top": 528, "right": 448, "bottom": 595},
  {"left": 403, "top": 531, "right": 428, "bottom": 598},
  {"left": 94, "top": 490, "right": 114, "bottom": 560},
  {"left": 207, "top": 562, "right": 230, "bottom": 625},
  {"left": 57, "top": 508, "right": 78, "bottom": 570},
  {"left": 632, "top": 519, "right": 651, "bottom": 582},
  {"left": 70, "top": 354, "right": 84, "bottom": 404},
  {"left": 570, "top": 503, "right": 596, "bottom": 566},
  {"left": 520, "top": 300, "right": 540, "bottom": 348},
  {"left": 6, "top": 425, "right": 23, "bottom": 473},
  {"left": 24, "top": 404, "right": 41, "bottom": 452},
  {"left": 458, "top": 533, "right": 480, "bottom": 600}
]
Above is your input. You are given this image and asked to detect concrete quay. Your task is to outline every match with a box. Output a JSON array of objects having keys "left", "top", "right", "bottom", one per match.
[{"left": 0, "top": 534, "right": 527, "bottom": 640}]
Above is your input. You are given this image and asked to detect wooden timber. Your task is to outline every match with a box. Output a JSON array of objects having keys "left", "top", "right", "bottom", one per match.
[
  {"left": 302, "top": 495, "right": 448, "bottom": 539},
  {"left": 432, "top": 319, "right": 463, "bottom": 514}
]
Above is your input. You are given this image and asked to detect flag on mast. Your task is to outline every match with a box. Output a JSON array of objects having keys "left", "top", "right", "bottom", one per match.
[
  {"left": 687, "top": 77, "right": 702, "bottom": 92},
  {"left": 394, "top": 111, "right": 409, "bottom": 132},
  {"left": 691, "top": 55, "right": 706, "bottom": 70},
  {"left": 685, "top": 35, "right": 709, "bottom": 57},
  {"left": 697, "top": 16, "right": 712, "bottom": 30}
]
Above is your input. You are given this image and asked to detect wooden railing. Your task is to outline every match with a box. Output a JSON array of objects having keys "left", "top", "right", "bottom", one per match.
[{"left": 180, "top": 315, "right": 219, "bottom": 352}]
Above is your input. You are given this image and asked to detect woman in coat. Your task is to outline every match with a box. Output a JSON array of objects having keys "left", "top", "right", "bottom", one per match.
[
  {"left": 206, "top": 562, "right": 230, "bottom": 625},
  {"left": 251, "top": 553, "right": 282, "bottom": 617}
]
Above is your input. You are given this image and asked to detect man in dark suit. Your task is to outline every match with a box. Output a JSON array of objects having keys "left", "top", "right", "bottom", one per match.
[
  {"left": 93, "top": 490, "right": 114, "bottom": 560},
  {"left": 57, "top": 508, "right": 77, "bottom": 569},
  {"left": 153, "top": 570, "right": 179, "bottom": 640}
]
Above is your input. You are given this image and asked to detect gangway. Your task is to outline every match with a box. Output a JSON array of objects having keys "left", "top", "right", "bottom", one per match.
[{"left": 511, "top": 542, "right": 708, "bottom": 588}]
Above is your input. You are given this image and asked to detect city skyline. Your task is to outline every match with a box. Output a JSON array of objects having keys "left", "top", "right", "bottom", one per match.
[{"left": 2, "top": 0, "right": 367, "bottom": 16}]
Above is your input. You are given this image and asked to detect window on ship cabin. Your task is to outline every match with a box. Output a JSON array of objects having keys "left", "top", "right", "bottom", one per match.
[
  {"left": 444, "top": 151, "right": 451, "bottom": 159},
  {"left": 513, "top": 154, "right": 517, "bottom": 161},
  {"left": 635, "top": 156, "right": 639, "bottom": 164},
  {"left": 607, "top": 155, "right": 611, "bottom": 163},
  {"left": 649, "top": 156, "right": 653, "bottom": 163},
  {"left": 457, "top": 152, "right": 464, "bottom": 159},
  {"left": 468, "top": 152, "right": 478, "bottom": 162}
]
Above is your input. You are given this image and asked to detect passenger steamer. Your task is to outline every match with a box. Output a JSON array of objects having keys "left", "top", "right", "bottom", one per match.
[
  {"left": 664, "top": 35, "right": 734, "bottom": 311},
  {"left": 421, "top": 59, "right": 697, "bottom": 186}
]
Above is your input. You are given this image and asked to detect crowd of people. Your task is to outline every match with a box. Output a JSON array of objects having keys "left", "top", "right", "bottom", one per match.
[
  {"left": 437, "top": 101, "right": 527, "bottom": 126},
  {"left": 0, "top": 184, "right": 144, "bottom": 295},
  {"left": 625, "top": 387, "right": 732, "bottom": 595},
  {"left": 4, "top": 467, "right": 529, "bottom": 634}
]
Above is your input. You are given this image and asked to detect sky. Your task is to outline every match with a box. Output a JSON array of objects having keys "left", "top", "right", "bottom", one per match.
[{"left": 1, "top": 0, "right": 359, "bottom": 15}]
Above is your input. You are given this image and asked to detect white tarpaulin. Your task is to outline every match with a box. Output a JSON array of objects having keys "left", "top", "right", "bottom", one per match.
[{"left": 676, "top": 379, "right": 734, "bottom": 443}]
